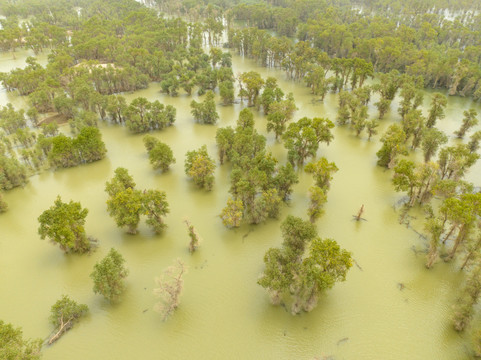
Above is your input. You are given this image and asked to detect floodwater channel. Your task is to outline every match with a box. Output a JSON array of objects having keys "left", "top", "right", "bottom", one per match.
[{"left": 0, "top": 47, "right": 480, "bottom": 360}]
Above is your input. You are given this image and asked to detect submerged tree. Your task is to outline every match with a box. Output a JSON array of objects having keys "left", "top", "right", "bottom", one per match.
[
  {"left": 190, "top": 90, "right": 219, "bottom": 125},
  {"left": 106, "top": 187, "right": 143, "bottom": 235},
  {"left": 238, "top": 71, "right": 264, "bottom": 107},
  {"left": 143, "top": 135, "right": 176, "bottom": 172},
  {"left": 48, "top": 295, "right": 88, "bottom": 345},
  {"left": 421, "top": 128, "right": 448, "bottom": 162},
  {"left": 258, "top": 216, "right": 352, "bottom": 314},
  {"left": 307, "top": 186, "right": 327, "bottom": 223},
  {"left": 219, "top": 197, "right": 244, "bottom": 228},
  {"left": 0, "top": 193, "right": 7, "bottom": 213},
  {"left": 266, "top": 95, "right": 297, "bottom": 140},
  {"left": 454, "top": 109, "right": 478, "bottom": 139},
  {"left": 91, "top": 248, "right": 129, "bottom": 303},
  {"left": 184, "top": 219, "right": 201, "bottom": 253},
  {"left": 38, "top": 196, "right": 92, "bottom": 254},
  {"left": 282, "top": 117, "right": 334, "bottom": 167},
  {"left": 426, "top": 93, "right": 447, "bottom": 128},
  {"left": 304, "top": 157, "right": 338, "bottom": 191},
  {"left": 184, "top": 145, "right": 216, "bottom": 190},
  {"left": 453, "top": 263, "right": 481, "bottom": 332},
  {"left": 0, "top": 320, "right": 42, "bottom": 360},
  {"left": 376, "top": 124, "right": 407, "bottom": 168},
  {"left": 468, "top": 131, "right": 481, "bottom": 153},
  {"left": 154, "top": 259, "right": 187, "bottom": 321},
  {"left": 105, "top": 168, "right": 169, "bottom": 234}
]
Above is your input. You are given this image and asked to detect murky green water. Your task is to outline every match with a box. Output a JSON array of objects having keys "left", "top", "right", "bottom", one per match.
[{"left": 0, "top": 49, "right": 480, "bottom": 359}]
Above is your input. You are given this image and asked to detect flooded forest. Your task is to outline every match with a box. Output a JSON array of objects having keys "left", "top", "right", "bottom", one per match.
[{"left": 1, "top": 0, "right": 481, "bottom": 358}]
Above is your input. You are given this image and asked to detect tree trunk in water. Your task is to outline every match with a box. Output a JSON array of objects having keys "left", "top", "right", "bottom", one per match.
[
  {"left": 48, "top": 317, "right": 73, "bottom": 345},
  {"left": 442, "top": 224, "right": 457, "bottom": 244},
  {"left": 447, "top": 226, "right": 466, "bottom": 260}
]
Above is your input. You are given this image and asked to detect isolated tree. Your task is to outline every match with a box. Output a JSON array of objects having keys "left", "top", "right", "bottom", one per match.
[
  {"left": 184, "top": 219, "right": 201, "bottom": 253},
  {"left": 91, "top": 248, "right": 129, "bottom": 303},
  {"left": 190, "top": 91, "right": 219, "bottom": 125},
  {"left": 38, "top": 196, "right": 91, "bottom": 254},
  {"left": 154, "top": 259, "right": 187, "bottom": 321},
  {"left": 184, "top": 145, "right": 216, "bottom": 190},
  {"left": 454, "top": 109, "right": 478, "bottom": 139},
  {"left": 48, "top": 295, "right": 88, "bottom": 345},
  {"left": 0, "top": 320, "right": 42, "bottom": 360}
]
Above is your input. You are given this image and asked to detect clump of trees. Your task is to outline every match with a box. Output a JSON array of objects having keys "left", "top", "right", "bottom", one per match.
[
  {"left": 0, "top": 154, "right": 28, "bottom": 190},
  {"left": 184, "top": 145, "right": 216, "bottom": 190},
  {"left": 258, "top": 216, "right": 352, "bottom": 314},
  {"left": 0, "top": 320, "right": 42, "bottom": 360},
  {"left": 38, "top": 196, "right": 95, "bottom": 254},
  {"left": 105, "top": 167, "right": 169, "bottom": 234},
  {"left": 91, "top": 248, "right": 129, "bottom": 303},
  {"left": 424, "top": 193, "right": 481, "bottom": 269},
  {"left": 153, "top": 259, "right": 187, "bottom": 321},
  {"left": 48, "top": 127, "right": 107, "bottom": 169},
  {"left": 125, "top": 98, "right": 176, "bottom": 133},
  {"left": 143, "top": 135, "right": 175, "bottom": 172},
  {"left": 217, "top": 109, "right": 299, "bottom": 227},
  {"left": 48, "top": 295, "right": 88, "bottom": 344}
]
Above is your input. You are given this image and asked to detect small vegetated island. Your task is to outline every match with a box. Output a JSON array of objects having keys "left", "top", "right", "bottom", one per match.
[{"left": 0, "top": 0, "right": 480, "bottom": 359}]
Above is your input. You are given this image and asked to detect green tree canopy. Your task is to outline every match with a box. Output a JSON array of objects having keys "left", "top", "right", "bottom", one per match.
[
  {"left": 38, "top": 196, "right": 91, "bottom": 254},
  {"left": 91, "top": 248, "right": 129, "bottom": 303}
]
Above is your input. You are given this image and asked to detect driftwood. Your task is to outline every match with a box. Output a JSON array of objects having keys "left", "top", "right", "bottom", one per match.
[{"left": 352, "top": 204, "right": 367, "bottom": 221}]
